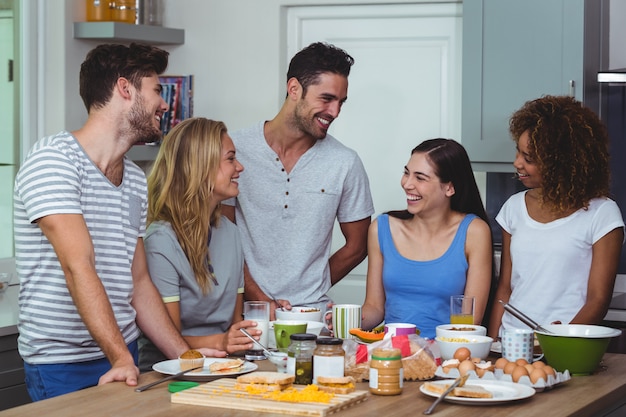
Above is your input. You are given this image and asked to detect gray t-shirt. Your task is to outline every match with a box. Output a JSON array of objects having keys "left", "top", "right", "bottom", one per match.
[
  {"left": 139, "top": 217, "right": 244, "bottom": 369},
  {"left": 226, "top": 121, "right": 374, "bottom": 308},
  {"left": 14, "top": 131, "right": 145, "bottom": 364}
]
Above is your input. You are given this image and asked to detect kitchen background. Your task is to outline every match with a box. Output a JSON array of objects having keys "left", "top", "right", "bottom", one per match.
[
  {"left": 1, "top": 0, "right": 626, "bottom": 324},
  {"left": 1, "top": 0, "right": 626, "bottom": 409}
]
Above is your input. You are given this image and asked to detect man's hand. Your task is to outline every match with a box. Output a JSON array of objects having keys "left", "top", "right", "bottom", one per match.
[{"left": 97, "top": 362, "right": 140, "bottom": 387}]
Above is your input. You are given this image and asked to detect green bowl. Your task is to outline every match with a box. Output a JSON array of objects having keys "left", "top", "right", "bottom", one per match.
[{"left": 535, "top": 324, "right": 621, "bottom": 375}]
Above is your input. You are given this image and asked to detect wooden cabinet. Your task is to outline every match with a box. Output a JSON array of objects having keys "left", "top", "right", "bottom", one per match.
[
  {"left": 0, "top": 333, "right": 30, "bottom": 411},
  {"left": 462, "top": 0, "right": 607, "bottom": 171}
]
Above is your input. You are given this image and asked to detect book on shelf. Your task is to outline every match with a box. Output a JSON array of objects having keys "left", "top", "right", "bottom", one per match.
[{"left": 159, "top": 74, "right": 194, "bottom": 136}]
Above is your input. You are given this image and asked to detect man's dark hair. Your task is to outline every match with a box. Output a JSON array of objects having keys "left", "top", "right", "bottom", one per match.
[
  {"left": 79, "top": 43, "right": 169, "bottom": 112},
  {"left": 286, "top": 42, "right": 354, "bottom": 96}
]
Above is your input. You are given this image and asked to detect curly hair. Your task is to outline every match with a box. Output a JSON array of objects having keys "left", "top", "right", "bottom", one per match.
[{"left": 509, "top": 95, "right": 610, "bottom": 214}]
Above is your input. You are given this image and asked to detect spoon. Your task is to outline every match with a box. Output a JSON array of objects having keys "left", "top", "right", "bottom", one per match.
[
  {"left": 498, "top": 300, "right": 554, "bottom": 334},
  {"left": 239, "top": 328, "right": 276, "bottom": 357}
]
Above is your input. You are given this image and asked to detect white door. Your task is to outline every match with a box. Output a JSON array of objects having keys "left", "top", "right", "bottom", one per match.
[{"left": 286, "top": 3, "right": 462, "bottom": 304}]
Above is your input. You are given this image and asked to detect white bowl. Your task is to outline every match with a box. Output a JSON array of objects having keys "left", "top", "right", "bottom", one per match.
[
  {"left": 436, "top": 335, "right": 493, "bottom": 360},
  {"left": 435, "top": 324, "right": 487, "bottom": 339},
  {"left": 275, "top": 306, "right": 324, "bottom": 322}
]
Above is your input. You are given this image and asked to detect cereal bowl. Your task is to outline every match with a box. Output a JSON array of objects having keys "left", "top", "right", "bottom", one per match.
[
  {"left": 435, "top": 324, "right": 487, "bottom": 339},
  {"left": 275, "top": 306, "right": 324, "bottom": 322},
  {"left": 436, "top": 335, "right": 493, "bottom": 360}
]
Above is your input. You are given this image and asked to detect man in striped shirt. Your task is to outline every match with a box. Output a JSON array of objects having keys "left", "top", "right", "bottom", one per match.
[{"left": 13, "top": 43, "right": 225, "bottom": 401}]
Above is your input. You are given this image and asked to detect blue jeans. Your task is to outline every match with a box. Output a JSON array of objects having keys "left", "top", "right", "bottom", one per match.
[{"left": 23, "top": 340, "right": 138, "bottom": 401}]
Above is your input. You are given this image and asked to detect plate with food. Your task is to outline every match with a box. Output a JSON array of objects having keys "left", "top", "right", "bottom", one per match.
[
  {"left": 153, "top": 358, "right": 258, "bottom": 382},
  {"left": 420, "top": 379, "right": 535, "bottom": 405}
]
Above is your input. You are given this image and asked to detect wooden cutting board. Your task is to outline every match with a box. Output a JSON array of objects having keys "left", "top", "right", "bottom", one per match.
[{"left": 171, "top": 378, "right": 369, "bottom": 416}]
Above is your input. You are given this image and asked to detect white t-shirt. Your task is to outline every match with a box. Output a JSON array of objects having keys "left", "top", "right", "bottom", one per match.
[
  {"left": 496, "top": 191, "right": 624, "bottom": 334},
  {"left": 226, "top": 121, "right": 374, "bottom": 308}
]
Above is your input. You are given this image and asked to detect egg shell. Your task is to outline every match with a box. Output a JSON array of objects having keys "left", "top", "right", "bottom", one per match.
[
  {"left": 470, "top": 357, "right": 482, "bottom": 364},
  {"left": 515, "top": 358, "right": 529, "bottom": 366},
  {"left": 511, "top": 365, "right": 530, "bottom": 382},
  {"left": 532, "top": 361, "right": 546, "bottom": 368}
]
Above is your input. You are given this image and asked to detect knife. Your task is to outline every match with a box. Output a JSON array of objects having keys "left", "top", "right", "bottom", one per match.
[
  {"left": 423, "top": 374, "right": 469, "bottom": 415},
  {"left": 135, "top": 365, "right": 204, "bottom": 392}
]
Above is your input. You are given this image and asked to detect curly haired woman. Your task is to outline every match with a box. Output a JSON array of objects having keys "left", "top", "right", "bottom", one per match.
[{"left": 488, "top": 95, "right": 625, "bottom": 338}]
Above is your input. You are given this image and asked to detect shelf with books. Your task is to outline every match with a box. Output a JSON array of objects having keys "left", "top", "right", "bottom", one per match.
[{"left": 127, "top": 74, "right": 194, "bottom": 162}]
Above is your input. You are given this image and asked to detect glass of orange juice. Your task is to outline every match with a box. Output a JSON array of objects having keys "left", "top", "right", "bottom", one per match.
[{"left": 450, "top": 295, "right": 474, "bottom": 324}]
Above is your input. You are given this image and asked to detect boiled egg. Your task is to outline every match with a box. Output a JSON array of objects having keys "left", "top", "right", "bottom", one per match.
[
  {"left": 453, "top": 347, "right": 471, "bottom": 362},
  {"left": 511, "top": 365, "right": 530, "bottom": 382},
  {"left": 457, "top": 359, "right": 476, "bottom": 376},
  {"left": 494, "top": 357, "right": 509, "bottom": 370},
  {"left": 530, "top": 367, "right": 548, "bottom": 384}
]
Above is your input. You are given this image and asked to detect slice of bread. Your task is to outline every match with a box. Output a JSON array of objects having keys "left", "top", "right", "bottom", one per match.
[
  {"left": 237, "top": 371, "right": 295, "bottom": 386},
  {"left": 422, "top": 381, "right": 493, "bottom": 399},
  {"left": 316, "top": 376, "right": 355, "bottom": 394},
  {"left": 209, "top": 358, "right": 244, "bottom": 373},
  {"left": 452, "top": 385, "right": 493, "bottom": 398}
]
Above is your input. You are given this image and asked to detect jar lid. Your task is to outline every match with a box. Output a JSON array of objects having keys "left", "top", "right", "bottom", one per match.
[
  {"left": 315, "top": 337, "right": 343, "bottom": 345},
  {"left": 371, "top": 347, "right": 402, "bottom": 360},
  {"left": 290, "top": 333, "right": 317, "bottom": 341}
]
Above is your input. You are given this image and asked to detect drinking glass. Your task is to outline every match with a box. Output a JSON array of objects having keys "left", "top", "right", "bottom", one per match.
[
  {"left": 243, "top": 301, "right": 270, "bottom": 360},
  {"left": 450, "top": 295, "right": 475, "bottom": 324}
]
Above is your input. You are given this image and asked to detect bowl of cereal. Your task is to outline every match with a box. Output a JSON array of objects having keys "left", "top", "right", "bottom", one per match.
[
  {"left": 436, "top": 335, "right": 493, "bottom": 360},
  {"left": 275, "top": 306, "right": 324, "bottom": 322},
  {"left": 435, "top": 324, "right": 487, "bottom": 339}
]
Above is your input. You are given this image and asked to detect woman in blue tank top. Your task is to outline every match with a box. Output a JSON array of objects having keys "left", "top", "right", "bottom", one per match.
[{"left": 360, "top": 139, "right": 494, "bottom": 339}]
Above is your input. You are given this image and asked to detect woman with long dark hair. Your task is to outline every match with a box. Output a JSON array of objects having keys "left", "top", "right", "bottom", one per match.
[{"left": 360, "top": 139, "right": 493, "bottom": 339}]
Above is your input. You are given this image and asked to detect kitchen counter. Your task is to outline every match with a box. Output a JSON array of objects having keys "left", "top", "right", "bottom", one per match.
[
  {"left": 1, "top": 354, "right": 626, "bottom": 417},
  {"left": 0, "top": 285, "right": 19, "bottom": 337}
]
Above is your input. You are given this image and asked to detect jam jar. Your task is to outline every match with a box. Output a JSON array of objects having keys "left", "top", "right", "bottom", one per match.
[
  {"left": 369, "top": 347, "right": 403, "bottom": 395},
  {"left": 287, "top": 333, "right": 317, "bottom": 384},
  {"left": 312, "top": 337, "right": 345, "bottom": 383}
]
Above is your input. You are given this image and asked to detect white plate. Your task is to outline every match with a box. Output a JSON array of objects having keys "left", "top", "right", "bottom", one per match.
[
  {"left": 152, "top": 358, "right": 258, "bottom": 382},
  {"left": 420, "top": 379, "right": 536, "bottom": 405}
]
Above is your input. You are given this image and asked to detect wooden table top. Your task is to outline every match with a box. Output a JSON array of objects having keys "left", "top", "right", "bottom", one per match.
[{"left": 2, "top": 353, "right": 626, "bottom": 417}]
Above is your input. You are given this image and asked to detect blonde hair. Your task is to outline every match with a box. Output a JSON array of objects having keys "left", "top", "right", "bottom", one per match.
[{"left": 147, "top": 118, "right": 227, "bottom": 294}]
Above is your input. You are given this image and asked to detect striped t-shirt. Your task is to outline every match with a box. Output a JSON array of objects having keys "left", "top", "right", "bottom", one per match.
[{"left": 13, "top": 131, "right": 146, "bottom": 364}]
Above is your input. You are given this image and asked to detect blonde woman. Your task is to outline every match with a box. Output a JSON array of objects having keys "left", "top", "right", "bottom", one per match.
[{"left": 139, "top": 118, "right": 256, "bottom": 370}]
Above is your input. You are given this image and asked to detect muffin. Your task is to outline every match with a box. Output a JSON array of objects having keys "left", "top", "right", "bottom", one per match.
[{"left": 178, "top": 349, "right": 205, "bottom": 372}]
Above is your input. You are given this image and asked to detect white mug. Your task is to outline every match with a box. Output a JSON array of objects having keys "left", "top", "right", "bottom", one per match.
[{"left": 501, "top": 328, "right": 534, "bottom": 362}]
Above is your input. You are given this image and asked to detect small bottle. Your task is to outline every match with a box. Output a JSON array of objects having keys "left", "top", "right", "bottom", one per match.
[
  {"left": 369, "top": 347, "right": 403, "bottom": 395},
  {"left": 312, "top": 337, "right": 345, "bottom": 383},
  {"left": 287, "top": 333, "right": 317, "bottom": 385}
]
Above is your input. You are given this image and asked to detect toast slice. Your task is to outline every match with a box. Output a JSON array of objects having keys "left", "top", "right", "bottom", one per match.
[
  {"left": 237, "top": 371, "right": 296, "bottom": 389},
  {"left": 316, "top": 376, "right": 356, "bottom": 394},
  {"left": 423, "top": 381, "right": 493, "bottom": 398}
]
